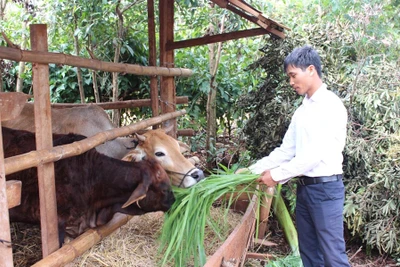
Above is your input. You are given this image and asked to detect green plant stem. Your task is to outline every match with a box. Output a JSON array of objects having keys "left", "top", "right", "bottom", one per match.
[{"left": 273, "top": 184, "right": 299, "bottom": 256}]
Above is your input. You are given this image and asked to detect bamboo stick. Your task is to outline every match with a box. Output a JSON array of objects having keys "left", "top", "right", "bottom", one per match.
[
  {"left": 4, "top": 110, "right": 186, "bottom": 175},
  {"left": 50, "top": 96, "right": 189, "bottom": 110},
  {"left": 0, "top": 46, "right": 193, "bottom": 77},
  {"left": 31, "top": 213, "right": 133, "bottom": 267},
  {"left": 257, "top": 186, "right": 275, "bottom": 238},
  {"left": 0, "top": 115, "right": 13, "bottom": 267}
]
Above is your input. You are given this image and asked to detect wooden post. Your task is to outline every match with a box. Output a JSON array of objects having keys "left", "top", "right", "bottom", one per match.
[
  {"left": 257, "top": 186, "right": 275, "bottom": 238},
  {"left": 148, "top": 0, "right": 159, "bottom": 128},
  {"left": 0, "top": 113, "right": 13, "bottom": 267},
  {"left": 159, "top": 0, "right": 177, "bottom": 137},
  {"left": 30, "top": 24, "right": 60, "bottom": 257}
]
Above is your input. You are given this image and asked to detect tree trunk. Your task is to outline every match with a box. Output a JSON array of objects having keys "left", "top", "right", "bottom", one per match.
[
  {"left": 87, "top": 45, "right": 101, "bottom": 103},
  {"left": 16, "top": 1, "right": 29, "bottom": 93},
  {"left": 73, "top": 13, "right": 85, "bottom": 103},
  {"left": 92, "top": 70, "right": 100, "bottom": 103},
  {"left": 111, "top": 0, "right": 125, "bottom": 126},
  {"left": 0, "top": 0, "right": 7, "bottom": 92},
  {"left": 206, "top": 5, "right": 225, "bottom": 169}
]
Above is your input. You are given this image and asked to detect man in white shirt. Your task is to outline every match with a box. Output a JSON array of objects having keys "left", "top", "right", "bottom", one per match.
[{"left": 249, "top": 45, "right": 350, "bottom": 266}]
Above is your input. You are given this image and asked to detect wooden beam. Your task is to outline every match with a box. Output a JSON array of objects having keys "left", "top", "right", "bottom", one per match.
[
  {"left": 257, "top": 186, "right": 275, "bottom": 238},
  {"left": 50, "top": 96, "right": 189, "bottom": 110},
  {"left": 6, "top": 180, "right": 21, "bottom": 209},
  {"left": 167, "top": 28, "right": 270, "bottom": 50},
  {"left": 229, "top": 0, "right": 261, "bottom": 18},
  {"left": 159, "top": 0, "right": 177, "bottom": 137},
  {"left": 224, "top": 5, "right": 286, "bottom": 39},
  {"left": 211, "top": 0, "right": 228, "bottom": 8},
  {"left": 0, "top": 114, "right": 13, "bottom": 266},
  {"left": 0, "top": 46, "right": 193, "bottom": 77},
  {"left": 30, "top": 24, "right": 60, "bottom": 257}
]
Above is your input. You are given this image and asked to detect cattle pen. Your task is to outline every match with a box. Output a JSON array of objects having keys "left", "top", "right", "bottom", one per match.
[
  {"left": 1, "top": 0, "right": 287, "bottom": 264},
  {"left": 0, "top": 22, "right": 194, "bottom": 266}
]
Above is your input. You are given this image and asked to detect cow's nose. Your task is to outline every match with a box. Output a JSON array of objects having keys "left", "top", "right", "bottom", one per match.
[{"left": 191, "top": 169, "right": 205, "bottom": 181}]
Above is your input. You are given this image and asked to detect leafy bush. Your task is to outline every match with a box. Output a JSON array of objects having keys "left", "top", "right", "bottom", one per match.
[{"left": 238, "top": 11, "right": 400, "bottom": 258}]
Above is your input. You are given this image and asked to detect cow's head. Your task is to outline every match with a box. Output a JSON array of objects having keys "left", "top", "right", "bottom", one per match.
[{"left": 122, "top": 129, "right": 205, "bottom": 188}]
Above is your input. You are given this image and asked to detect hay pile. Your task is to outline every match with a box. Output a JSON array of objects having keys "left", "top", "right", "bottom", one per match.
[{"left": 10, "top": 207, "right": 242, "bottom": 266}]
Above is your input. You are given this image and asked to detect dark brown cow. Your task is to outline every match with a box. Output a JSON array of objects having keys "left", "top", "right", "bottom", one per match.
[
  {"left": 3, "top": 103, "right": 205, "bottom": 188},
  {"left": 3, "top": 127, "right": 174, "bottom": 245}
]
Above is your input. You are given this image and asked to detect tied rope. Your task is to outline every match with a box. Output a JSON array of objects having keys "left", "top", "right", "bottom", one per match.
[{"left": 166, "top": 168, "right": 197, "bottom": 188}]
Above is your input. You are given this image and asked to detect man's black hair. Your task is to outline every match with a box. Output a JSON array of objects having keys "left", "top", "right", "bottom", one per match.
[{"left": 283, "top": 45, "right": 322, "bottom": 77}]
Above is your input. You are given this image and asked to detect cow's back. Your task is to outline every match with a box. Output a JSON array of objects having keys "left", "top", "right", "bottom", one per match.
[{"left": 3, "top": 103, "right": 133, "bottom": 159}]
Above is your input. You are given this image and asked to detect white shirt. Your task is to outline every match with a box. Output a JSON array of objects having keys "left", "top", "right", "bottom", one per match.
[{"left": 248, "top": 84, "right": 347, "bottom": 183}]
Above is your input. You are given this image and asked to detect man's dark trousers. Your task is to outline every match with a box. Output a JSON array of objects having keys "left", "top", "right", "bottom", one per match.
[{"left": 296, "top": 179, "right": 350, "bottom": 267}]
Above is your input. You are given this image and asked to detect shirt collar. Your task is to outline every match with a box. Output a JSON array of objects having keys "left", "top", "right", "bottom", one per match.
[{"left": 303, "top": 83, "right": 327, "bottom": 105}]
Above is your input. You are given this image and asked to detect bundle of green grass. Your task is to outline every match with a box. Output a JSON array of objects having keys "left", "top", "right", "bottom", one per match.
[{"left": 159, "top": 169, "right": 268, "bottom": 266}]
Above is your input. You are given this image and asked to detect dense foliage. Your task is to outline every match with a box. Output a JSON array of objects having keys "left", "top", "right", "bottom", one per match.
[{"left": 238, "top": 0, "right": 400, "bottom": 259}]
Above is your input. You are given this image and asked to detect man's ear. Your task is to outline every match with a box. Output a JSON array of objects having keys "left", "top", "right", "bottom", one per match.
[{"left": 308, "top": 65, "right": 315, "bottom": 76}]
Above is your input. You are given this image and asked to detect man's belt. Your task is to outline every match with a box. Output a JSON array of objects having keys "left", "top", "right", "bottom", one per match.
[{"left": 297, "top": 174, "right": 343, "bottom": 186}]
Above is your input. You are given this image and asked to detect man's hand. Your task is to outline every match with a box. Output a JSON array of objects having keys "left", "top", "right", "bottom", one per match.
[{"left": 257, "top": 170, "right": 278, "bottom": 187}]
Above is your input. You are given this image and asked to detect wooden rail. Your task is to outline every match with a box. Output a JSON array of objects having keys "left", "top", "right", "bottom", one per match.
[{"left": 0, "top": 46, "right": 193, "bottom": 77}]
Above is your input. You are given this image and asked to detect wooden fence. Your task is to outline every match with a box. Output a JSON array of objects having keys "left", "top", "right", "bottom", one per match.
[{"left": 0, "top": 23, "right": 193, "bottom": 267}]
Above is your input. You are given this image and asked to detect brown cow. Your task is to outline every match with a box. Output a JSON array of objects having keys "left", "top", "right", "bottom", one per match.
[
  {"left": 3, "top": 127, "right": 174, "bottom": 245},
  {"left": 123, "top": 129, "right": 205, "bottom": 188}
]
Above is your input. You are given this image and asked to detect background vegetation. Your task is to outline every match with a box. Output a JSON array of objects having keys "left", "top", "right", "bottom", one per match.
[{"left": 1, "top": 0, "right": 399, "bottom": 262}]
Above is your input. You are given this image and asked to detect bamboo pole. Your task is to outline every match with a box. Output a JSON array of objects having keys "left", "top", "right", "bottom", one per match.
[
  {"left": 0, "top": 114, "right": 13, "bottom": 267},
  {"left": 50, "top": 96, "right": 188, "bottom": 110},
  {"left": 159, "top": 0, "right": 177, "bottom": 137},
  {"left": 257, "top": 186, "right": 275, "bottom": 238},
  {"left": 4, "top": 110, "right": 186, "bottom": 175},
  {"left": 31, "top": 24, "right": 59, "bottom": 256},
  {"left": 31, "top": 213, "right": 133, "bottom": 267},
  {"left": 0, "top": 46, "right": 193, "bottom": 77}
]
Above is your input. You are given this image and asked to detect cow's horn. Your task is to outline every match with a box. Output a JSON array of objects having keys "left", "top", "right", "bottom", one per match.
[{"left": 135, "top": 133, "right": 146, "bottom": 142}]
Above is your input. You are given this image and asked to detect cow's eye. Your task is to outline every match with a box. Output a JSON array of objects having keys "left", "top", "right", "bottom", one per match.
[{"left": 155, "top": 152, "right": 165, "bottom": 157}]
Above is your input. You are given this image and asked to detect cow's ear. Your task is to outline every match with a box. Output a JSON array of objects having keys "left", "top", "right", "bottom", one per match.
[
  {"left": 178, "top": 141, "right": 190, "bottom": 153},
  {"left": 122, "top": 182, "right": 148, "bottom": 208},
  {"left": 121, "top": 151, "right": 138, "bottom": 162}
]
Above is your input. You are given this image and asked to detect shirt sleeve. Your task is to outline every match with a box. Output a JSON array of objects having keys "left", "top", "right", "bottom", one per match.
[{"left": 248, "top": 114, "right": 297, "bottom": 175}]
